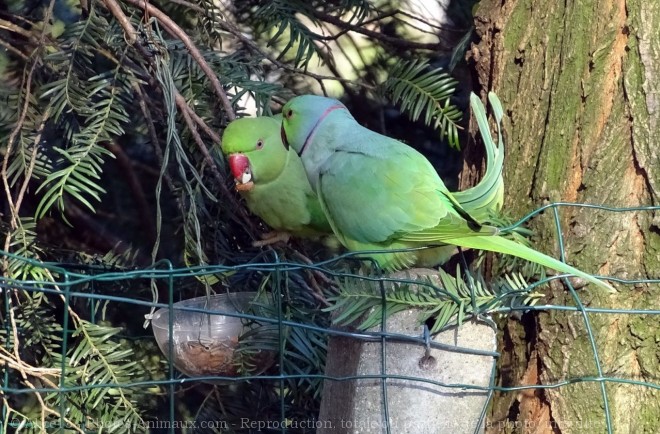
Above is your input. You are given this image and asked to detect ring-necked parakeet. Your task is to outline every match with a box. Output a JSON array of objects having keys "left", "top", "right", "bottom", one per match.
[
  {"left": 221, "top": 115, "right": 333, "bottom": 246},
  {"left": 280, "top": 94, "right": 613, "bottom": 292}
]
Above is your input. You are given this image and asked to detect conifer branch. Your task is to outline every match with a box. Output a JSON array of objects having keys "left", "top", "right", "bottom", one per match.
[
  {"left": 119, "top": 0, "right": 236, "bottom": 120},
  {"left": 312, "top": 10, "right": 449, "bottom": 51},
  {"left": 215, "top": 19, "right": 373, "bottom": 90}
]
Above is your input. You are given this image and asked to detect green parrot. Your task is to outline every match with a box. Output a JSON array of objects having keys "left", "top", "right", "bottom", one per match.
[
  {"left": 280, "top": 94, "right": 614, "bottom": 292},
  {"left": 221, "top": 115, "right": 333, "bottom": 246},
  {"left": 221, "top": 106, "right": 504, "bottom": 250}
]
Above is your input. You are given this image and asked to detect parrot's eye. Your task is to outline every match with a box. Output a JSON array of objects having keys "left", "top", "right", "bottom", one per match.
[
  {"left": 286, "top": 109, "right": 293, "bottom": 119},
  {"left": 256, "top": 139, "right": 264, "bottom": 149}
]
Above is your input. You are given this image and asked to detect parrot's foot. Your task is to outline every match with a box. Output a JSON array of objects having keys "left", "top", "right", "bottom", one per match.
[{"left": 252, "top": 231, "right": 291, "bottom": 247}]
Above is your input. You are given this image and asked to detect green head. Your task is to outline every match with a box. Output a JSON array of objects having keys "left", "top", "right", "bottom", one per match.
[
  {"left": 221, "top": 116, "right": 287, "bottom": 190},
  {"left": 280, "top": 95, "right": 350, "bottom": 156}
]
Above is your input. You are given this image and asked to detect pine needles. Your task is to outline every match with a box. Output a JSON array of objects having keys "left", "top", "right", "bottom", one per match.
[
  {"left": 327, "top": 267, "right": 543, "bottom": 333},
  {"left": 382, "top": 59, "right": 462, "bottom": 148},
  {"left": 0, "top": 0, "right": 506, "bottom": 431}
]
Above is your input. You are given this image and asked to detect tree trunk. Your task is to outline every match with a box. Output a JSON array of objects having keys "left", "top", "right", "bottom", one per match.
[{"left": 470, "top": 0, "right": 660, "bottom": 432}]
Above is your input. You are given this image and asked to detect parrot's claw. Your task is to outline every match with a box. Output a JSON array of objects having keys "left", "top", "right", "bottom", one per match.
[{"left": 252, "top": 231, "right": 291, "bottom": 247}]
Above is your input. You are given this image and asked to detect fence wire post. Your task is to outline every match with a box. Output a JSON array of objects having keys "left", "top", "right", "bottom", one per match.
[
  {"left": 2, "top": 285, "right": 10, "bottom": 430},
  {"left": 59, "top": 272, "right": 71, "bottom": 430},
  {"left": 552, "top": 206, "right": 613, "bottom": 434},
  {"left": 271, "top": 249, "right": 286, "bottom": 434},
  {"left": 2, "top": 203, "right": 660, "bottom": 432},
  {"left": 375, "top": 263, "right": 392, "bottom": 434},
  {"left": 164, "top": 260, "right": 175, "bottom": 434}
]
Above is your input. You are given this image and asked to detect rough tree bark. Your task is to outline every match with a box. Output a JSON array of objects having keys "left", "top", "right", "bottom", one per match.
[{"left": 465, "top": 0, "right": 660, "bottom": 432}]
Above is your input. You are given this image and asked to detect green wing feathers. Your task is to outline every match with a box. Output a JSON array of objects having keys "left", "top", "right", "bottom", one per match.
[{"left": 318, "top": 140, "right": 454, "bottom": 244}]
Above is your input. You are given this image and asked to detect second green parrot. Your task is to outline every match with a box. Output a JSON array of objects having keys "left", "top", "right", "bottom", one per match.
[{"left": 280, "top": 94, "right": 614, "bottom": 292}]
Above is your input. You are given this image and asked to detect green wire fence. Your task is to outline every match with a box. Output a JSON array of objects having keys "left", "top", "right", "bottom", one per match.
[{"left": 2, "top": 202, "right": 660, "bottom": 433}]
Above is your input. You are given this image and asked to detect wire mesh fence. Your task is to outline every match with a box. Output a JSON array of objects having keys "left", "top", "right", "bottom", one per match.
[{"left": 1, "top": 203, "right": 660, "bottom": 433}]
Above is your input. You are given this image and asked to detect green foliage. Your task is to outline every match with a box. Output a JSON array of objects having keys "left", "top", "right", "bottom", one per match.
[
  {"left": 0, "top": 0, "right": 485, "bottom": 431},
  {"left": 4, "top": 219, "right": 49, "bottom": 281},
  {"left": 327, "top": 266, "right": 543, "bottom": 333},
  {"left": 3, "top": 291, "right": 62, "bottom": 363},
  {"left": 382, "top": 59, "right": 463, "bottom": 148},
  {"left": 35, "top": 13, "right": 134, "bottom": 219},
  {"left": 236, "top": 278, "right": 329, "bottom": 395},
  {"left": 2, "top": 291, "right": 157, "bottom": 432},
  {"left": 244, "top": 0, "right": 373, "bottom": 68},
  {"left": 254, "top": 1, "right": 323, "bottom": 68},
  {"left": 47, "top": 321, "right": 150, "bottom": 431}
]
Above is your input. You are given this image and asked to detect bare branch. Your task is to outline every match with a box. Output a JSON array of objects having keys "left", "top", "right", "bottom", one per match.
[
  {"left": 312, "top": 10, "right": 398, "bottom": 41},
  {"left": 216, "top": 19, "right": 373, "bottom": 90},
  {"left": 168, "top": 0, "right": 203, "bottom": 12},
  {"left": 0, "top": 38, "right": 29, "bottom": 60},
  {"left": 0, "top": 18, "right": 36, "bottom": 39},
  {"left": 312, "top": 10, "right": 448, "bottom": 51},
  {"left": 175, "top": 93, "right": 222, "bottom": 144},
  {"left": 104, "top": 1, "right": 256, "bottom": 240},
  {"left": 175, "top": 93, "right": 222, "bottom": 175}
]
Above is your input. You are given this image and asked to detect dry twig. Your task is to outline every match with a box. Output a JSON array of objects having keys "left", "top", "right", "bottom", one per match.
[{"left": 174, "top": 92, "right": 260, "bottom": 238}]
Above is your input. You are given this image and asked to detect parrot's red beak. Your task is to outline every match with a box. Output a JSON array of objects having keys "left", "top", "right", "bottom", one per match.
[
  {"left": 228, "top": 153, "right": 248, "bottom": 179},
  {"left": 228, "top": 154, "right": 254, "bottom": 191},
  {"left": 281, "top": 126, "right": 289, "bottom": 150}
]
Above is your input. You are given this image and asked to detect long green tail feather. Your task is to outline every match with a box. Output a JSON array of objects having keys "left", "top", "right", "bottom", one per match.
[
  {"left": 453, "top": 92, "right": 504, "bottom": 220},
  {"left": 442, "top": 234, "right": 615, "bottom": 293}
]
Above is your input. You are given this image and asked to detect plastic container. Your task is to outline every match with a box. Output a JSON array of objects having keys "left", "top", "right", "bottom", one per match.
[{"left": 151, "top": 292, "right": 275, "bottom": 379}]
